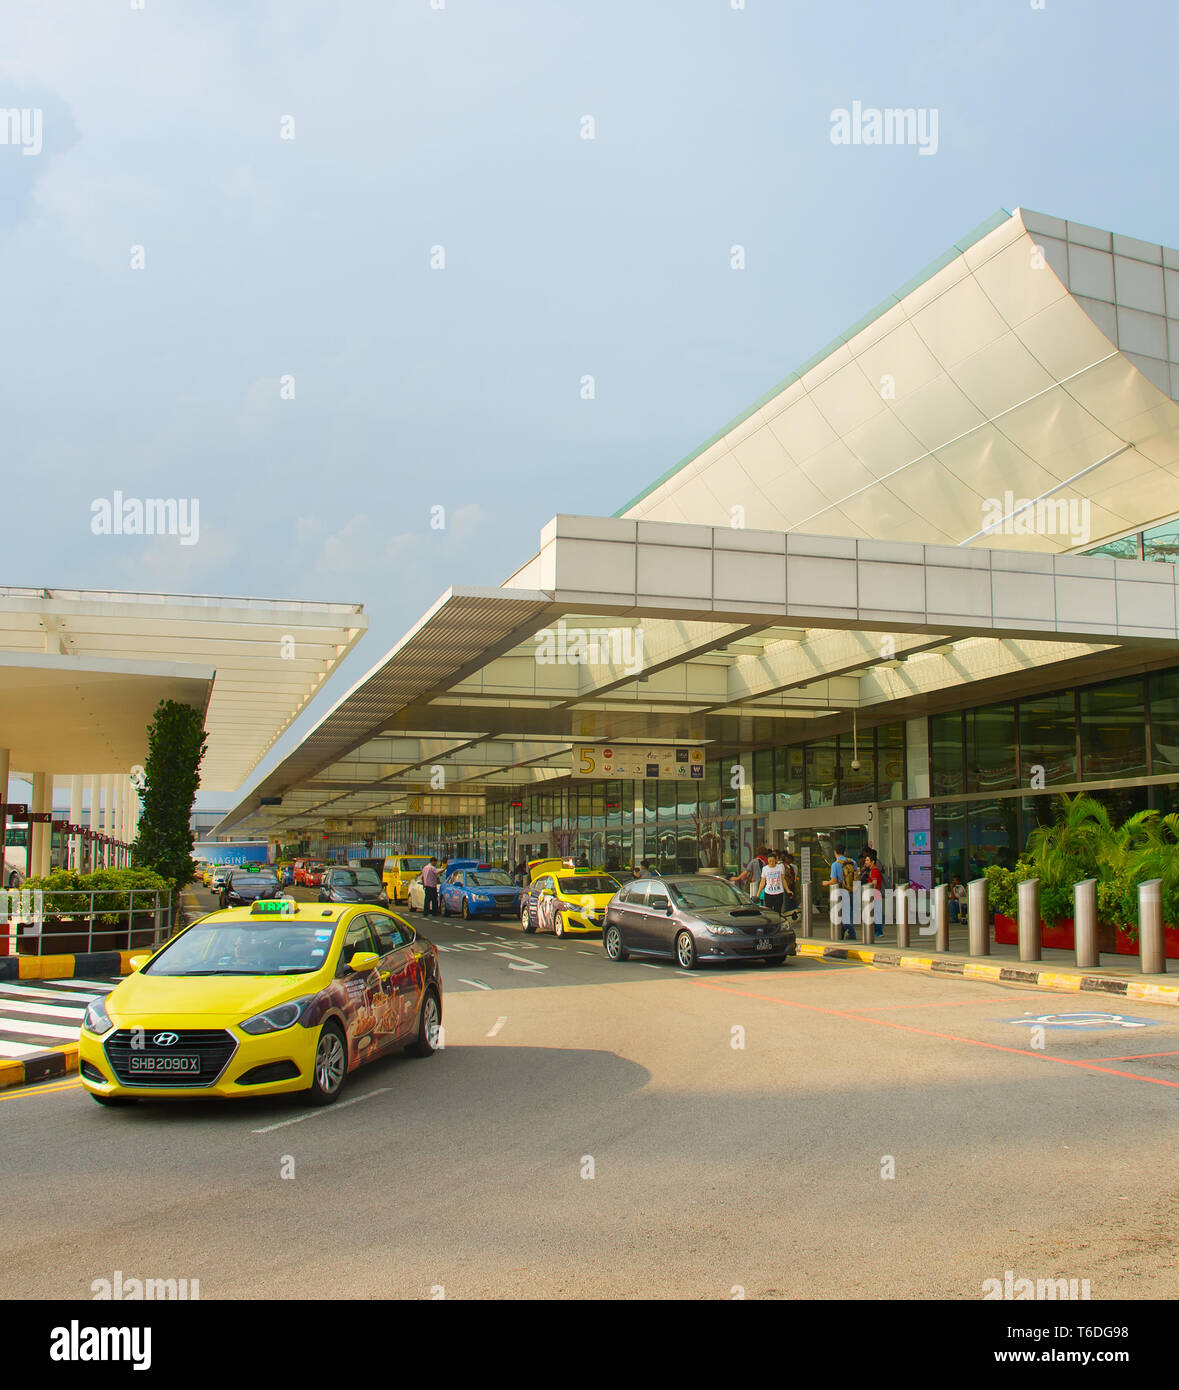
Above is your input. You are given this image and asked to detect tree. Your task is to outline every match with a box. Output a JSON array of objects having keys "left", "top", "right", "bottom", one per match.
[{"left": 131, "top": 699, "right": 208, "bottom": 888}]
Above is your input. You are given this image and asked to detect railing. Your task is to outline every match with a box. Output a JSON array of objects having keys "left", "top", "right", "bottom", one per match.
[{"left": 0, "top": 888, "right": 174, "bottom": 955}]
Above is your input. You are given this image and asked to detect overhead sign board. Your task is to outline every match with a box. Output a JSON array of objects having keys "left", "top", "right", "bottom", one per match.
[{"left": 573, "top": 745, "right": 706, "bottom": 780}]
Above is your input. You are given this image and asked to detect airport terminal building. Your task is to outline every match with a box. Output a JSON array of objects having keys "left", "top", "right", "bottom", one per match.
[{"left": 218, "top": 207, "right": 1179, "bottom": 894}]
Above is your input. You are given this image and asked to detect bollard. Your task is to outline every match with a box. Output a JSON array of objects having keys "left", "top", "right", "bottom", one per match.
[
  {"left": 1074, "top": 878, "right": 1098, "bottom": 969},
  {"left": 1138, "top": 879, "right": 1166, "bottom": 975},
  {"left": 800, "top": 880, "right": 813, "bottom": 938},
  {"left": 1018, "top": 877, "right": 1041, "bottom": 962},
  {"left": 967, "top": 877, "right": 989, "bottom": 956},
  {"left": 829, "top": 887, "right": 841, "bottom": 942},
  {"left": 933, "top": 884, "right": 949, "bottom": 951},
  {"left": 895, "top": 885, "right": 910, "bottom": 948}
]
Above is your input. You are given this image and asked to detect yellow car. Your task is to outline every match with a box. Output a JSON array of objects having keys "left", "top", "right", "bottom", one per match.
[
  {"left": 381, "top": 854, "right": 433, "bottom": 905},
  {"left": 78, "top": 899, "right": 443, "bottom": 1107},
  {"left": 520, "top": 864, "right": 621, "bottom": 937}
]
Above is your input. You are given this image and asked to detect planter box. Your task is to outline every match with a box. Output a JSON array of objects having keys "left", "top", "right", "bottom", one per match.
[
  {"left": 15, "top": 913, "right": 161, "bottom": 957},
  {"left": 996, "top": 912, "right": 1179, "bottom": 959}
]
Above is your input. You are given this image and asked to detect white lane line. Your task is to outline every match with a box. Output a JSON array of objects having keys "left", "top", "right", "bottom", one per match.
[
  {"left": 486, "top": 1016, "right": 508, "bottom": 1037},
  {"left": 0, "top": 1017, "right": 80, "bottom": 1038},
  {"left": 60, "top": 979, "right": 118, "bottom": 991},
  {"left": 458, "top": 978, "right": 492, "bottom": 990},
  {"left": 0, "top": 1039, "right": 53, "bottom": 1058},
  {"left": 251, "top": 1087, "right": 392, "bottom": 1134},
  {"left": 577, "top": 950, "right": 596, "bottom": 956},
  {"left": 640, "top": 964, "right": 662, "bottom": 970},
  {"left": 0, "top": 1000, "right": 85, "bottom": 1020},
  {"left": 0, "top": 984, "right": 107, "bottom": 1004}
]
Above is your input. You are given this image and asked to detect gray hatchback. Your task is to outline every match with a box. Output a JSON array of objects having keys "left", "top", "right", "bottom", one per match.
[{"left": 603, "top": 874, "right": 797, "bottom": 968}]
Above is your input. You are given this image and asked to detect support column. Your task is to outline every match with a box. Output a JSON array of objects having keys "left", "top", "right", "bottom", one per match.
[
  {"left": 100, "top": 775, "right": 113, "bottom": 869},
  {"left": 69, "top": 775, "right": 83, "bottom": 870},
  {"left": 88, "top": 775, "right": 101, "bottom": 872},
  {"left": 30, "top": 773, "right": 48, "bottom": 880},
  {"left": 0, "top": 747, "right": 9, "bottom": 884}
]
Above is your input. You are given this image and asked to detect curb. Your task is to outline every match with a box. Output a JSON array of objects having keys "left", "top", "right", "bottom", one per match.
[
  {"left": 0, "top": 1044, "right": 78, "bottom": 1091},
  {"left": 797, "top": 940, "right": 1179, "bottom": 1006},
  {"left": 0, "top": 949, "right": 145, "bottom": 983}
]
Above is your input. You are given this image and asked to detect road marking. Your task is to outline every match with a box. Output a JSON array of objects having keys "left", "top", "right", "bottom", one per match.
[
  {"left": 577, "top": 950, "right": 596, "bottom": 956},
  {"left": 1089, "top": 1049, "right": 1179, "bottom": 1062},
  {"left": 458, "top": 979, "right": 492, "bottom": 990},
  {"left": 0, "top": 983, "right": 112, "bottom": 1004},
  {"left": 486, "top": 1016, "right": 508, "bottom": 1037},
  {"left": 493, "top": 952, "right": 547, "bottom": 971},
  {"left": 0, "top": 1017, "right": 80, "bottom": 1039},
  {"left": 251, "top": 1087, "right": 392, "bottom": 1133},
  {"left": 694, "top": 980, "right": 1179, "bottom": 1092},
  {"left": 640, "top": 964, "right": 661, "bottom": 970},
  {"left": 0, "top": 1000, "right": 86, "bottom": 1021}
]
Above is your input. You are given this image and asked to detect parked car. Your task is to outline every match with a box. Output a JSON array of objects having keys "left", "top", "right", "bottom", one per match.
[
  {"left": 439, "top": 862, "right": 521, "bottom": 919},
  {"left": 602, "top": 874, "right": 796, "bottom": 969},
  {"left": 209, "top": 865, "right": 233, "bottom": 894},
  {"left": 293, "top": 859, "right": 328, "bottom": 888},
  {"left": 318, "top": 866, "right": 389, "bottom": 906},
  {"left": 219, "top": 866, "right": 283, "bottom": 910},
  {"left": 381, "top": 855, "right": 433, "bottom": 905},
  {"left": 521, "top": 867, "right": 621, "bottom": 937},
  {"left": 79, "top": 899, "right": 442, "bottom": 1107}
]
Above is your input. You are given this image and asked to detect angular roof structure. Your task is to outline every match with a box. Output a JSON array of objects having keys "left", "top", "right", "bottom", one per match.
[{"left": 618, "top": 208, "right": 1179, "bottom": 551}]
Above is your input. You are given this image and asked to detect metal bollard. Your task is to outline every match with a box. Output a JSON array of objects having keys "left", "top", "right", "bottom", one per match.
[
  {"left": 967, "top": 877, "right": 989, "bottom": 956},
  {"left": 1018, "top": 877, "right": 1041, "bottom": 962},
  {"left": 1074, "top": 878, "right": 1098, "bottom": 969},
  {"left": 800, "top": 880, "right": 812, "bottom": 937},
  {"left": 933, "top": 883, "right": 949, "bottom": 951},
  {"left": 1138, "top": 879, "right": 1166, "bottom": 975},
  {"left": 895, "top": 885, "right": 910, "bottom": 948},
  {"left": 829, "top": 887, "right": 841, "bottom": 942}
]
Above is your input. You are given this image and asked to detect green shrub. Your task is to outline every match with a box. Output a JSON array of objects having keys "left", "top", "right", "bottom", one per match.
[{"left": 22, "top": 867, "right": 171, "bottom": 924}]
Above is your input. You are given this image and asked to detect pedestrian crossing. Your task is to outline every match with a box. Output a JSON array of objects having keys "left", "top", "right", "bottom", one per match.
[{"left": 0, "top": 977, "right": 117, "bottom": 1059}]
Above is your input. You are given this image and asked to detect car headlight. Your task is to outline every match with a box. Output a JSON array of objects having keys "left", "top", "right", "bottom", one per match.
[
  {"left": 239, "top": 996, "right": 313, "bottom": 1035},
  {"left": 82, "top": 997, "right": 114, "bottom": 1036},
  {"left": 703, "top": 924, "right": 740, "bottom": 935},
  {"left": 471, "top": 894, "right": 492, "bottom": 904}
]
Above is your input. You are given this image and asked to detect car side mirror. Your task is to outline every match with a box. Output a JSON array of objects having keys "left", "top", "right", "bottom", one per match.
[
  {"left": 128, "top": 954, "right": 149, "bottom": 971},
  {"left": 649, "top": 895, "right": 669, "bottom": 912},
  {"left": 347, "top": 951, "right": 380, "bottom": 973}
]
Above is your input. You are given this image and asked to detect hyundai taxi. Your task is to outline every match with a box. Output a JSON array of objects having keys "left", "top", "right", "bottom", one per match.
[
  {"left": 521, "top": 862, "right": 621, "bottom": 937},
  {"left": 79, "top": 899, "right": 442, "bottom": 1108}
]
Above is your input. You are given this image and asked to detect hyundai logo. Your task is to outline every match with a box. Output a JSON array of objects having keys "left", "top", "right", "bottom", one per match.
[{"left": 152, "top": 1032, "right": 180, "bottom": 1047}]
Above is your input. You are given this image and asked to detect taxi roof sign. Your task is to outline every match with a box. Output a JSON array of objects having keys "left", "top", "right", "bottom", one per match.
[{"left": 250, "top": 897, "right": 297, "bottom": 915}]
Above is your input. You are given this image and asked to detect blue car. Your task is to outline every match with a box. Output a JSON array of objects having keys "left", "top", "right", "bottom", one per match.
[{"left": 440, "top": 862, "right": 521, "bottom": 919}]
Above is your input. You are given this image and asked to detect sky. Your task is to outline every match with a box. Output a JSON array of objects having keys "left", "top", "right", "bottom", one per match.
[{"left": 3, "top": 0, "right": 1178, "bottom": 807}]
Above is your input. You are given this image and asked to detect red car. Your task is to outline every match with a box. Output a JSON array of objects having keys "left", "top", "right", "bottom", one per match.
[{"left": 294, "top": 859, "right": 329, "bottom": 888}]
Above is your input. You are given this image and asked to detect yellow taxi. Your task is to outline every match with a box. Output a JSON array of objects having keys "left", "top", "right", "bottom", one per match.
[
  {"left": 79, "top": 898, "right": 442, "bottom": 1108},
  {"left": 520, "top": 860, "right": 622, "bottom": 937},
  {"left": 381, "top": 854, "right": 433, "bottom": 905}
]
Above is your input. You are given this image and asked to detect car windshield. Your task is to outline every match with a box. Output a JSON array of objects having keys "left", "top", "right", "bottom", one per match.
[
  {"left": 235, "top": 870, "right": 277, "bottom": 882},
  {"left": 332, "top": 869, "right": 381, "bottom": 887},
  {"left": 144, "top": 921, "right": 337, "bottom": 976},
  {"left": 401, "top": 857, "right": 430, "bottom": 871},
  {"left": 468, "top": 871, "right": 513, "bottom": 886},
  {"left": 666, "top": 879, "right": 748, "bottom": 910},
  {"left": 557, "top": 875, "right": 619, "bottom": 894}
]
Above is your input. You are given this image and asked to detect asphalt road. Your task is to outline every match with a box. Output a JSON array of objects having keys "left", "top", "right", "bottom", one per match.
[{"left": 2, "top": 889, "right": 1178, "bottom": 1300}]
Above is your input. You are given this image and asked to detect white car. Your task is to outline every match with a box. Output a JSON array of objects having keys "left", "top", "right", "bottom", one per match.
[{"left": 406, "top": 873, "right": 426, "bottom": 912}]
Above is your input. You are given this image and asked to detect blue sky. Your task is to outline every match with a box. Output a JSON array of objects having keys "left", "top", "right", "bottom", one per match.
[{"left": 3, "top": 0, "right": 1178, "bottom": 804}]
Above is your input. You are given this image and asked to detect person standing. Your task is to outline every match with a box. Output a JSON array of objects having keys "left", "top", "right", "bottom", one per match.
[
  {"left": 760, "top": 853, "right": 786, "bottom": 917},
  {"left": 421, "top": 857, "right": 440, "bottom": 916},
  {"left": 823, "top": 844, "right": 856, "bottom": 940},
  {"left": 735, "top": 845, "right": 765, "bottom": 900},
  {"left": 860, "top": 852, "right": 884, "bottom": 938}
]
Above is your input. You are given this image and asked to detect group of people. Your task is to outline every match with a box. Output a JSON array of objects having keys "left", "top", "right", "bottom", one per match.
[
  {"left": 734, "top": 846, "right": 799, "bottom": 917},
  {"left": 821, "top": 843, "right": 884, "bottom": 940}
]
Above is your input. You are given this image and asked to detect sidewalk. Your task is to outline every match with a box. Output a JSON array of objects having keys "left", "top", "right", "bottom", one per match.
[{"left": 797, "top": 923, "right": 1179, "bottom": 1006}]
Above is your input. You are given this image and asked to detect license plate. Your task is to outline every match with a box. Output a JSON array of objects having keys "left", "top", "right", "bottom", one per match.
[
  {"left": 127, "top": 1055, "right": 200, "bottom": 1074},
  {"left": 754, "top": 937, "right": 773, "bottom": 951}
]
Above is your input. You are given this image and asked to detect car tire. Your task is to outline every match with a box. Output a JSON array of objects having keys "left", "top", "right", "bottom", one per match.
[
  {"left": 89, "top": 1092, "right": 137, "bottom": 1107},
  {"left": 440, "top": 897, "right": 450, "bottom": 917},
  {"left": 406, "top": 988, "right": 442, "bottom": 1058},
  {"left": 307, "top": 1021, "right": 347, "bottom": 1106},
  {"left": 554, "top": 914, "right": 566, "bottom": 939},
  {"left": 761, "top": 956, "right": 787, "bottom": 967},
  {"left": 604, "top": 923, "right": 628, "bottom": 961},
  {"left": 522, "top": 903, "right": 535, "bottom": 933},
  {"left": 675, "top": 931, "right": 698, "bottom": 970},
  {"left": 461, "top": 900, "right": 470, "bottom": 920}
]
